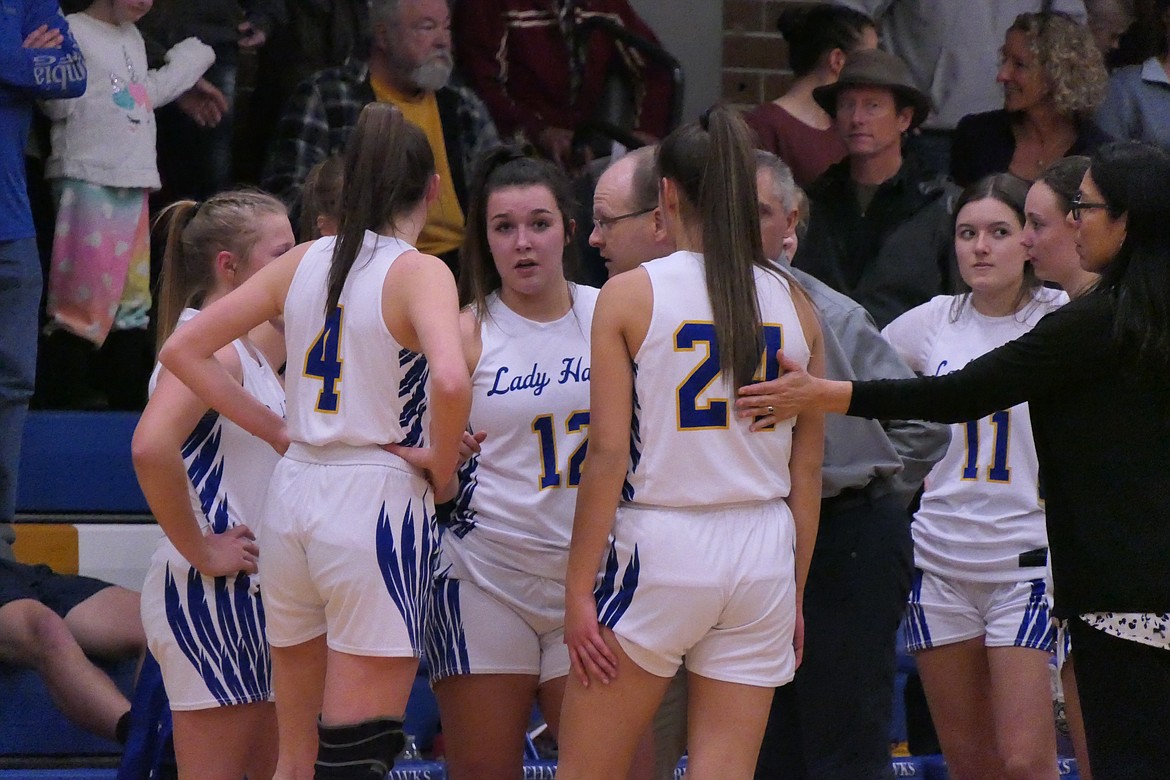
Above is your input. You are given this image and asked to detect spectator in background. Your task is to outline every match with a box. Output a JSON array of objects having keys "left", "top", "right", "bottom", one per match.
[
  {"left": 140, "top": 0, "right": 287, "bottom": 201},
  {"left": 1095, "top": 0, "right": 1170, "bottom": 149},
  {"left": 262, "top": 0, "right": 498, "bottom": 269},
  {"left": 2, "top": 1, "right": 85, "bottom": 562},
  {"left": 241, "top": 0, "right": 369, "bottom": 184},
  {"left": 951, "top": 12, "right": 1110, "bottom": 187},
  {"left": 796, "top": 49, "right": 959, "bottom": 329},
  {"left": 1085, "top": 0, "right": 1134, "bottom": 58},
  {"left": 40, "top": 0, "right": 215, "bottom": 411},
  {"left": 835, "top": 0, "right": 1088, "bottom": 176},
  {"left": 1, "top": 526, "right": 145, "bottom": 744},
  {"left": 744, "top": 5, "right": 877, "bottom": 188},
  {"left": 454, "top": 0, "right": 673, "bottom": 168}
]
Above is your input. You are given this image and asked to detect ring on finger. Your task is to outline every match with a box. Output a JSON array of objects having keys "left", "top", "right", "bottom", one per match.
[{"left": 767, "top": 405, "right": 775, "bottom": 414}]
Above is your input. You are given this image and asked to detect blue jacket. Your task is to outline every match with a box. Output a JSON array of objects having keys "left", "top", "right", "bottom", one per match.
[{"left": 1, "top": 0, "right": 86, "bottom": 241}]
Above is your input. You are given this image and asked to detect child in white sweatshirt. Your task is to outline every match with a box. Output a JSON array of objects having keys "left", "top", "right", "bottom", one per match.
[{"left": 42, "top": 0, "right": 214, "bottom": 346}]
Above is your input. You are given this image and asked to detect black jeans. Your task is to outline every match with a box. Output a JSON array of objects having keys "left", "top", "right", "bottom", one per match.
[{"left": 755, "top": 492, "right": 914, "bottom": 780}]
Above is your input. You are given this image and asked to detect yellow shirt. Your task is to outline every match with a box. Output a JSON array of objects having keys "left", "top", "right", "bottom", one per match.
[{"left": 370, "top": 75, "right": 465, "bottom": 257}]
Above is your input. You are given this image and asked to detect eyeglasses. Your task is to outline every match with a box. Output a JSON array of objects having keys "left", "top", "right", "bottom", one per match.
[
  {"left": 1069, "top": 192, "right": 1109, "bottom": 221},
  {"left": 592, "top": 206, "right": 654, "bottom": 232}
]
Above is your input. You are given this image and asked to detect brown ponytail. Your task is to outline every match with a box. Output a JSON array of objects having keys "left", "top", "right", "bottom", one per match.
[
  {"left": 327, "top": 103, "right": 435, "bottom": 315},
  {"left": 657, "top": 105, "right": 768, "bottom": 389}
]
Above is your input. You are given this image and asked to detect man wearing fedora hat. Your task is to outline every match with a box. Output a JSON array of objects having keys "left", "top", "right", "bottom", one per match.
[
  {"left": 795, "top": 48, "right": 959, "bottom": 330},
  {"left": 835, "top": 0, "right": 1087, "bottom": 175}
]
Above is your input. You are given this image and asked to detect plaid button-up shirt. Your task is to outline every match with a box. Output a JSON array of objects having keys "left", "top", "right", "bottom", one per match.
[{"left": 261, "top": 58, "right": 500, "bottom": 220}]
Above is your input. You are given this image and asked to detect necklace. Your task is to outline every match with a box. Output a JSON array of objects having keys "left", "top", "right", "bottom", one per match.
[
  {"left": 1027, "top": 120, "right": 1074, "bottom": 172},
  {"left": 109, "top": 45, "right": 139, "bottom": 95},
  {"left": 122, "top": 45, "right": 138, "bottom": 83}
]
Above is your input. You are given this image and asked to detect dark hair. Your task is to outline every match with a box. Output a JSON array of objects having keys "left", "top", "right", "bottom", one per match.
[
  {"left": 300, "top": 155, "right": 344, "bottom": 240},
  {"left": 155, "top": 190, "right": 288, "bottom": 350},
  {"left": 1159, "top": 0, "right": 1170, "bottom": 56},
  {"left": 459, "top": 144, "right": 578, "bottom": 315},
  {"left": 954, "top": 173, "right": 1030, "bottom": 231},
  {"left": 777, "top": 5, "right": 875, "bottom": 77},
  {"left": 1126, "top": 0, "right": 1170, "bottom": 60},
  {"left": 658, "top": 105, "right": 770, "bottom": 388},
  {"left": 327, "top": 103, "right": 435, "bottom": 315},
  {"left": 950, "top": 173, "right": 1042, "bottom": 320},
  {"left": 1088, "top": 140, "right": 1170, "bottom": 370},
  {"left": 1157, "top": 0, "right": 1170, "bottom": 58},
  {"left": 1035, "top": 155, "right": 1091, "bottom": 212}
]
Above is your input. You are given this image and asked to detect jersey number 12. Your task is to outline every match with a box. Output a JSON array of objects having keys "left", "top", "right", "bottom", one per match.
[{"left": 532, "top": 412, "right": 590, "bottom": 489}]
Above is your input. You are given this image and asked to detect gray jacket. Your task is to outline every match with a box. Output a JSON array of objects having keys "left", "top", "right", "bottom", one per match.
[{"left": 783, "top": 259, "right": 950, "bottom": 506}]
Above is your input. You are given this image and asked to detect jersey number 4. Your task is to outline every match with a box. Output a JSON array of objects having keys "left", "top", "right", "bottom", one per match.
[
  {"left": 532, "top": 412, "right": 589, "bottom": 489},
  {"left": 675, "top": 322, "right": 783, "bottom": 430},
  {"left": 304, "top": 306, "right": 343, "bottom": 414},
  {"left": 961, "top": 410, "right": 1011, "bottom": 482}
]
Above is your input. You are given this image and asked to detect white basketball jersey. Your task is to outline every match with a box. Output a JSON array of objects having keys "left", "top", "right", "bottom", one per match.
[
  {"left": 150, "top": 309, "right": 286, "bottom": 539},
  {"left": 284, "top": 233, "right": 429, "bottom": 448},
  {"left": 444, "top": 285, "right": 598, "bottom": 581},
  {"left": 623, "top": 251, "right": 810, "bottom": 508},
  {"left": 882, "top": 289, "right": 1068, "bottom": 582}
]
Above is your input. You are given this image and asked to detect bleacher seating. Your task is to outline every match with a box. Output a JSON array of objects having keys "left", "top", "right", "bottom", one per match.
[
  {"left": 16, "top": 411, "right": 147, "bottom": 516},
  {"left": 2, "top": 412, "right": 146, "bottom": 762},
  {"left": 0, "top": 658, "right": 136, "bottom": 759}
]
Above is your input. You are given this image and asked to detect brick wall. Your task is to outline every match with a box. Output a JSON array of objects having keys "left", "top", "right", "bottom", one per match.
[{"left": 722, "top": 0, "right": 825, "bottom": 110}]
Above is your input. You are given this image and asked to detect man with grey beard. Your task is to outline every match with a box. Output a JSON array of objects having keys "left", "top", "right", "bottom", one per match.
[{"left": 262, "top": 0, "right": 498, "bottom": 270}]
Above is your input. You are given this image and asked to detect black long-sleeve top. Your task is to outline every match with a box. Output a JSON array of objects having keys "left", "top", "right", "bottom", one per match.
[
  {"left": 949, "top": 109, "right": 1113, "bottom": 188},
  {"left": 849, "top": 292, "right": 1170, "bottom": 618}
]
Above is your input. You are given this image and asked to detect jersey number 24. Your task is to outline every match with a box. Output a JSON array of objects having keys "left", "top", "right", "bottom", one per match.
[{"left": 675, "top": 322, "right": 783, "bottom": 430}]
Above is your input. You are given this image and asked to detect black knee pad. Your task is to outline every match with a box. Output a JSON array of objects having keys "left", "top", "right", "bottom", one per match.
[{"left": 314, "top": 717, "right": 406, "bottom": 780}]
